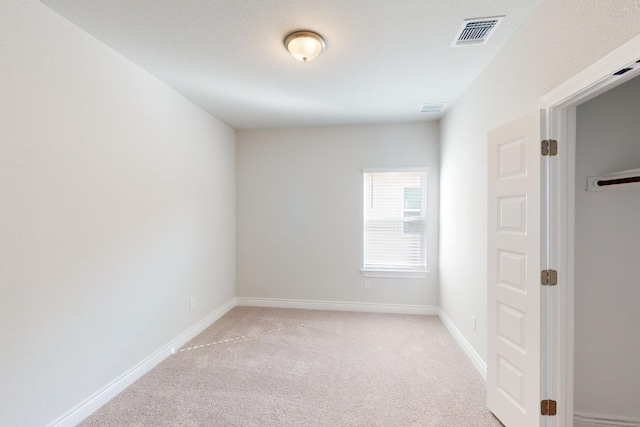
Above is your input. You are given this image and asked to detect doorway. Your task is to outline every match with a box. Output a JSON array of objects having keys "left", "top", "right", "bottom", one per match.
[
  {"left": 541, "top": 34, "right": 640, "bottom": 427},
  {"left": 572, "top": 75, "right": 640, "bottom": 426}
]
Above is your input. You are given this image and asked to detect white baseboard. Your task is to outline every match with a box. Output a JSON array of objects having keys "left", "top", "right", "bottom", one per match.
[
  {"left": 438, "top": 309, "right": 487, "bottom": 380},
  {"left": 48, "top": 298, "right": 236, "bottom": 427},
  {"left": 574, "top": 412, "right": 640, "bottom": 427},
  {"left": 235, "top": 297, "right": 439, "bottom": 316}
]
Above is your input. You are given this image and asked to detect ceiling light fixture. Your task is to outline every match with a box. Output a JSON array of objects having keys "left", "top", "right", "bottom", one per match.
[{"left": 284, "top": 30, "right": 326, "bottom": 62}]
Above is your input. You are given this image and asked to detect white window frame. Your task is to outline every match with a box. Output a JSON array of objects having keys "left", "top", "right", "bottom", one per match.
[{"left": 361, "top": 167, "right": 429, "bottom": 279}]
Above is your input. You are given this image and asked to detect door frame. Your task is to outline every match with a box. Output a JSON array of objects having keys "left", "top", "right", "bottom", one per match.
[{"left": 540, "top": 33, "right": 640, "bottom": 427}]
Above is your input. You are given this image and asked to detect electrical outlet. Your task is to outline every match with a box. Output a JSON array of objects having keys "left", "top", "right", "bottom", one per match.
[
  {"left": 189, "top": 297, "right": 196, "bottom": 310},
  {"left": 364, "top": 280, "right": 371, "bottom": 290},
  {"left": 471, "top": 315, "right": 477, "bottom": 331}
]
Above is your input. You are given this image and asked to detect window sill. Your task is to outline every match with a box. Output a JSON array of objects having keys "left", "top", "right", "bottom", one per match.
[{"left": 361, "top": 269, "right": 430, "bottom": 279}]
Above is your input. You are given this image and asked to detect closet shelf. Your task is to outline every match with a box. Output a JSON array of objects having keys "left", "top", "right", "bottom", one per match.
[{"left": 586, "top": 168, "right": 640, "bottom": 191}]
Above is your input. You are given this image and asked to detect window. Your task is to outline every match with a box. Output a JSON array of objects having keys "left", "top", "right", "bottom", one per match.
[{"left": 362, "top": 169, "right": 428, "bottom": 278}]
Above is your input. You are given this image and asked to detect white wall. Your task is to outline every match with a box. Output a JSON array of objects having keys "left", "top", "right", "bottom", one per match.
[
  {"left": 0, "top": 1, "right": 236, "bottom": 425},
  {"left": 574, "top": 76, "right": 640, "bottom": 421},
  {"left": 236, "top": 123, "right": 439, "bottom": 308},
  {"left": 439, "top": 0, "right": 640, "bottom": 362}
]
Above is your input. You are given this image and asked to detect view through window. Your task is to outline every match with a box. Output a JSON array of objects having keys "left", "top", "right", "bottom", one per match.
[{"left": 363, "top": 169, "right": 427, "bottom": 275}]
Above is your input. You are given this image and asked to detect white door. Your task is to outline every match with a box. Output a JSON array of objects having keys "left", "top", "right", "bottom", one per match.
[{"left": 487, "top": 112, "right": 544, "bottom": 427}]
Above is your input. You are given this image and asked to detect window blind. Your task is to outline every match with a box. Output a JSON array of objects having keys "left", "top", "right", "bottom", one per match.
[{"left": 363, "top": 170, "right": 427, "bottom": 271}]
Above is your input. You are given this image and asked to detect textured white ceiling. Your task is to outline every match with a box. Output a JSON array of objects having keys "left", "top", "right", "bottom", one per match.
[{"left": 40, "top": 0, "right": 543, "bottom": 129}]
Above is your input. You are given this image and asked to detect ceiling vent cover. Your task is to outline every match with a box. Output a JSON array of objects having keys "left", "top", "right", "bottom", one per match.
[
  {"left": 419, "top": 103, "right": 448, "bottom": 113},
  {"left": 452, "top": 16, "right": 504, "bottom": 47}
]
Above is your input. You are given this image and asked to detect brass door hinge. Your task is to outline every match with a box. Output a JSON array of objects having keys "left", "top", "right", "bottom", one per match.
[
  {"left": 541, "top": 269, "right": 558, "bottom": 286},
  {"left": 541, "top": 399, "right": 557, "bottom": 416},
  {"left": 542, "top": 139, "right": 558, "bottom": 156}
]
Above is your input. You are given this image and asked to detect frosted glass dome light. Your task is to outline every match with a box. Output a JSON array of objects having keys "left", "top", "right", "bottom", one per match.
[{"left": 284, "top": 30, "right": 326, "bottom": 62}]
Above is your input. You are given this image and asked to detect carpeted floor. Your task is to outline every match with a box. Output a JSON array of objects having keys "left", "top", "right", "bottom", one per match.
[{"left": 80, "top": 307, "right": 503, "bottom": 426}]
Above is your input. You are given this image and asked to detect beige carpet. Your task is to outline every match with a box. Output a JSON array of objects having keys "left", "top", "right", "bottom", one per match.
[{"left": 80, "top": 307, "right": 502, "bottom": 426}]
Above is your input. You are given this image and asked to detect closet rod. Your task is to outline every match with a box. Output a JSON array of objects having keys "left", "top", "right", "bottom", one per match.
[
  {"left": 597, "top": 175, "right": 640, "bottom": 187},
  {"left": 586, "top": 168, "right": 640, "bottom": 191}
]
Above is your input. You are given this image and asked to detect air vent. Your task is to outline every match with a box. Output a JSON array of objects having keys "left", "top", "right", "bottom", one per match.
[
  {"left": 613, "top": 67, "right": 633, "bottom": 76},
  {"left": 452, "top": 16, "right": 504, "bottom": 47},
  {"left": 419, "top": 103, "right": 447, "bottom": 113}
]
